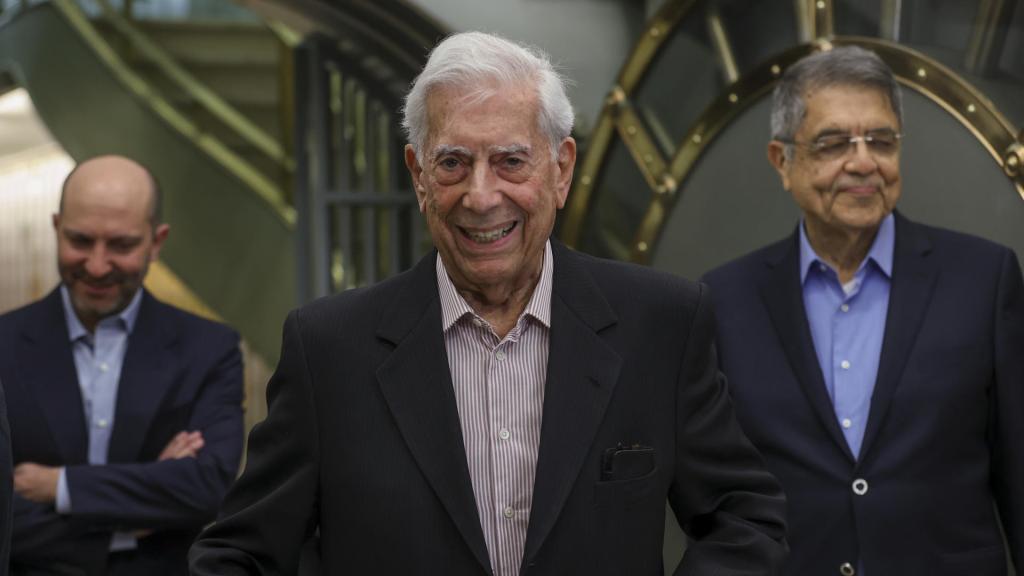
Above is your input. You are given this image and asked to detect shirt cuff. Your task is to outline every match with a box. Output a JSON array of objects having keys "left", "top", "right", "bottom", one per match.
[
  {"left": 110, "top": 531, "right": 138, "bottom": 552},
  {"left": 55, "top": 467, "right": 71, "bottom": 514}
]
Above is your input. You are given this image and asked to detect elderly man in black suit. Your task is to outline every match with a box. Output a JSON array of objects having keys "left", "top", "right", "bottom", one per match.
[{"left": 190, "top": 31, "right": 787, "bottom": 576}]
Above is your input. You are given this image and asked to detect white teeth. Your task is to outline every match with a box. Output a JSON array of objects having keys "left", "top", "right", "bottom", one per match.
[{"left": 466, "top": 223, "right": 515, "bottom": 243}]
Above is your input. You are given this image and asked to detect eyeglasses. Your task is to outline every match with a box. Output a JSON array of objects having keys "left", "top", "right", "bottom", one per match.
[{"left": 779, "top": 130, "right": 902, "bottom": 162}]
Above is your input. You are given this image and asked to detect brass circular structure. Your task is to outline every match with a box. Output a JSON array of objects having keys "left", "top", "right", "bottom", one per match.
[{"left": 561, "top": 0, "right": 1024, "bottom": 265}]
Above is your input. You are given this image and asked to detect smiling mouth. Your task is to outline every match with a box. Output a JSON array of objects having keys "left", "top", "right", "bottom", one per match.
[{"left": 459, "top": 222, "right": 517, "bottom": 244}]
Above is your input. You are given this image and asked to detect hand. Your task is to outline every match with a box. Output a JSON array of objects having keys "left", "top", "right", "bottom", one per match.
[
  {"left": 14, "top": 463, "right": 60, "bottom": 504},
  {"left": 158, "top": 430, "right": 205, "bottom": 461}
]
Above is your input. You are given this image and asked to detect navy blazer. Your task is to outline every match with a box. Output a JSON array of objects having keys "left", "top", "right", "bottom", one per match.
[
  {"left": 704, "top": 213, "right": 1024, "bottom": 575},
  {"left": 190, "top": 241, "right": 787, "bottom": 575},
  {"left": 0, "top": 379, "right": 12, "bottom": 576},
  {"left": 0, "top": 288, "right": 244, "bottom": 576}
]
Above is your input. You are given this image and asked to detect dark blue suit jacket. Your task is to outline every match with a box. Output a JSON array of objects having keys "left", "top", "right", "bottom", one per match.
[
  {"left": 190, "top": 241, "right": 787, "bottom": 575},
  {"left": 0, "top": 379, "right": 12, "bottom": 576},
  {"left": 703, "top": 213, "right": 1024, "bottom": 575},
  {"left": 0, "top": 288, "right": 244, "bottom": 576}
]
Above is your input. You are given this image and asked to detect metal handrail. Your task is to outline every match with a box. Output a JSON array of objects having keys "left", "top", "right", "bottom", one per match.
[
  {"left": 93, "top": 0, "right": 293, "bottom": 172},
  {"left": 47, "top": 0, "right": 295, "bottom": 224}
]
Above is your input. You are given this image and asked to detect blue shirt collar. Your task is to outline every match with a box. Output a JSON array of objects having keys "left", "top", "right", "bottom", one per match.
[
  {"left": 60, "top": 285, "right": 144, "bottom": 341},
  {"left": 799, "top": 212, "right": 895, "bottom": 284}
]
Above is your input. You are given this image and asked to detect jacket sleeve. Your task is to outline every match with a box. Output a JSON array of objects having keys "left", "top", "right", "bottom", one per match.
[
  {"left": 668, "top": 283, "right": 788, "bottom": 575},
  {"left": 189, "top": 311, "right": 320, "bottom": 575},
  {"left": 62, "top": 327, "right": 244, "bottom": 529},
  {"left": 991, "top": 248, "right": 1024, "bottom": 570}
]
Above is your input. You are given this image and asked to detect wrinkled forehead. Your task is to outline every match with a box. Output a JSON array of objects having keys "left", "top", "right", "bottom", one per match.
[
  {"left": 423, "top": 84, "right": 541, "bottom": 144},
  {"left": 799, "top": 84, "right": 899, "bottom": 132}
]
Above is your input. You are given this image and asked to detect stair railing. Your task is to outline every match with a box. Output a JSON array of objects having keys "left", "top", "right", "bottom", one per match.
[
  {"left": 93, "top": 0, "right": 293, "bottom": 173},
  {"left": 46, "top": 0, "right": 295, "bottom": 224}
]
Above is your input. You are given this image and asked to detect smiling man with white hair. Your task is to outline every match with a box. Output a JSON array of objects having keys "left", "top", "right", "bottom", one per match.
[{"left": 190, "top": 31, "right": 787, "bottom": 575}]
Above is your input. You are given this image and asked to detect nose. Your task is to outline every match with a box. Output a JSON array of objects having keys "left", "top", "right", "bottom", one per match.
[
  {"left": 844, "top": 139, "right": 879, "bottom": 175},
  {"left": 83, "top": 245, "right": 112, "bottom": 278},
  {"left": 462, "top": 161, "right": 503, "bottom": 213}
]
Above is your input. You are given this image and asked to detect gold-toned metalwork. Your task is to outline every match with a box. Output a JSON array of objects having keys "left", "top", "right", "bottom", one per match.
[
  {"left": 53, "top": 0, "right": 296, "bottom": 226},
  {"left": 561, "top": 107, "right": 616, "bottom": 245},
  {"left": 796, "top": 0, "right": 834, "bottom": 42},
  {"left": 839, "top": 36, "right": 1022, "bottom": 201},
  {"left": 879, "top": 0, "right": 901, "bottom": 41},
  {"left": 965, "top": 0, "right": 1008, "bottom": 74},
  {"left": 707, "top": 7, "right": 739, "bottom": 84},
  {"left": 562, "top": 0, "right": 1024, "bottom": 261},
  {"left": 814, "top": 0, "right": 834, "bottom": 39},
  {"left": 614, "top": 100, "right": 669, "bottom": 193},
  {"left": 618, "top": 0, "right": 699, "bottom": 94},
  {"left": 94, "top": 0, "right": 293, "bottom": 172}
]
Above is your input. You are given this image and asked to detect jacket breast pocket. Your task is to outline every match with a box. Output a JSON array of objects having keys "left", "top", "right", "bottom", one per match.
[{"left": 592, "top": 465, "right": 660, "bottom": 509}]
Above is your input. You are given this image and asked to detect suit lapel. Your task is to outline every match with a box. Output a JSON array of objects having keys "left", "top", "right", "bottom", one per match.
[
  {"left": 374, "top": 254, "right": 491, "bottom": 573},
  {"left": 759, "top": 233, "right": 856, "bottom": 463},
  {"left": 108, "top": 292, "right": 178, "bottom": 463},
  {"left": 524, "top": 243, "right": 621, "bottom": 562},
  {"left": 22, "top": 289, "right": 89, "bottom": 464},
  {"left": 859, "top": 214, "right": 938, "bottom": 460}
]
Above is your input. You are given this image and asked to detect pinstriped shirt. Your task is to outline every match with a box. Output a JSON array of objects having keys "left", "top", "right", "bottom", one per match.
[{"left": 436, "top": 241, "right": 552, "bottom": 576}]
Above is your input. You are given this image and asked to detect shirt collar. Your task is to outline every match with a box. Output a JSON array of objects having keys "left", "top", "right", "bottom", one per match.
[
  {"left": 799, "top": 213, "right": 895, "bottom": 284},
  {"left": 60, "top": 284, "right": 144, "bottom": 341},
  {"left": 436, "top": 240, "right": 554, "bottom": 332}
]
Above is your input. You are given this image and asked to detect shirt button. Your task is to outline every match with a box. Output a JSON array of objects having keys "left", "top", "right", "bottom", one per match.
[
  {"left": 97, "top": 419, "right": 109, "bottom": 429},
  {"left": 499, "top": 428, "right": 510, "bottom": 440},
  {"left": 99, "top": 362, "right": 109, "bottom": 372},
  {"left": 841, "top": 418, "right": 852, "bottom": 429},
  {"left": 852, "top": 478, "right": 868, "bottom": 495},
  {"left": 495, "top": 351, "right": 506, "bottom": 361},
  {"left": 818, "top": 263, "right": 827, "bottom": 272},
  {"left": 840, "top": 562, "right": 856, "bottom": 576},
  {"left": 503, "top": 506, "right": 515, "bottom": 519},
  {"left": 472, "top": 318, "right": 485, "bottom": 328},
  {"left": 840, "top": 360, "right": 851, "bottom": 370},
  {"left": 840, "top": 304, "right": 850, "bottom": 312}
]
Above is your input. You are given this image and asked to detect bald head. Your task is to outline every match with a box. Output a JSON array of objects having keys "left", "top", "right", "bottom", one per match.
[
  {"left": 60, "top": 155, "right": 162, "bottom": 228},
  {"left": 54, "top": 155, "right": 170, "bottom": 331}
]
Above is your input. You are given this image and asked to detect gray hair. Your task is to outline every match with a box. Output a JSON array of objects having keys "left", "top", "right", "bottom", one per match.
[
  {"left": 401, "top": 31, "right": 574, "bottom": 160},
  {"left": 770, "top": 45, "right": 903, "bottom": 147}
]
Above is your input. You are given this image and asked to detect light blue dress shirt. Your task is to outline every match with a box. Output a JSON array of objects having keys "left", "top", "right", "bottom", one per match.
[
  {"left": 799, "top": 213, "right": 894, "bottom": 459},
  {"left": 57, "top": 285, "right": 143, "bottom": 551}
]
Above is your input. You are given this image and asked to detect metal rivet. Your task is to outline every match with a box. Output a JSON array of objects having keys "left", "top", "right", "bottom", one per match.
[
  {"left": 967, "top": 104, "right": 976, "bottom": 113},
  {"left": 816, "top": 0, "right": 825, "bottom": 9},
  {"left": 728, "top": 93, "right": 738, "bottom": 103},
  {"left": 692, "top": 134, "right": 702, "bottom": 144},
  {"left": 637, "top": 241, "right": 648, "bottom": 252},
  {"left": 650, "top": 27, "right": 661, "bottom": 37},
  {"left": 581, "top": 175, "right": 592, "bottom": 186},
  {"left": 643, "top": 154, "right": 653, "bottom": 164},
  {"left": 917, "top": 68, "right": 927, "bottom": 79},
  {"left": 770, "top": 64, "right": 781, "bottom": 76},
  {"left": 627, "top": 125, "right": 638, "bottom": 136}
]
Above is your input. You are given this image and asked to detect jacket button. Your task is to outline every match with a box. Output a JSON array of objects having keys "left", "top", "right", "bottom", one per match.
[
  {"left": 840, "top": 562, "right": 855, "bottom": 575},
  {"left": 852, "top": 478, "right": 868, "bottom": 495}
]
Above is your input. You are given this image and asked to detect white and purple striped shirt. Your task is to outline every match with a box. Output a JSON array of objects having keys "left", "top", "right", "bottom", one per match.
[{"left": 436, "top": 241, "right": 553, "bottom": 576}]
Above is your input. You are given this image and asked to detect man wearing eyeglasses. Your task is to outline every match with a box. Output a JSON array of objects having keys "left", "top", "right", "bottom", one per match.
[{"left": 703, "top": 46, "right": 1024, "bottom": 576}]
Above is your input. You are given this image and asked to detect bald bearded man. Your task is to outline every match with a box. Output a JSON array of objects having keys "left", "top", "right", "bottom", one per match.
[{"left": 0, "top": 155, "right": 243, "bottom": 576}]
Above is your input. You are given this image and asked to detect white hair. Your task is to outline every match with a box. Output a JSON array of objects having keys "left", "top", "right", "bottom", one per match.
[{"left": 401, "top": 31, "right": 574, "bottom": 160}]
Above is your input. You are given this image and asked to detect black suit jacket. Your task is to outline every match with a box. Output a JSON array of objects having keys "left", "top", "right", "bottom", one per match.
[
  {"left": 0, "top": 288, "right": 244, "bottom": 576},
  {"left": 190, "top": 241, "right": 786, "bottom": 575},
  {"left": 703, "top": 213, "right": 1024, "bottom": 575},
  {"left": 0, "top": 379, "right": 12, "bottom": 576}
]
